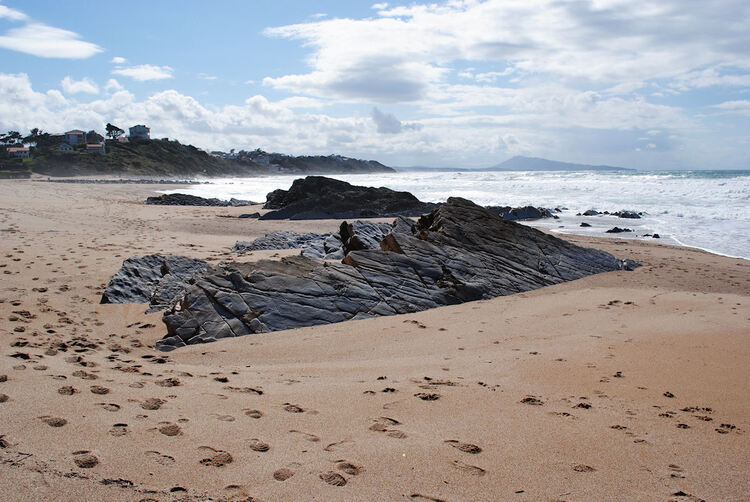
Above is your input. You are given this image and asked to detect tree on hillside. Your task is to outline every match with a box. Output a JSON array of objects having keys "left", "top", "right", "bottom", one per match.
[
  {"left": 105, "top": 123, "right": 124, "bottom": 139},
  {"left": 24, "top": 128, "right": 42, "bottom": 142},
  {"left": 1, "top": 131, "right": 23, "bottom": 145}
]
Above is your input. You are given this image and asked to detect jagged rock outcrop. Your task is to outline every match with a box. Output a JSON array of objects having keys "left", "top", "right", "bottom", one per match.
[
  {"left": 485, "top": 205, "right": 556, "bottom": 220},
  {"left": 260, "top": 176, "right": 439, "bottom": 220},
  {"left": 146, "top": 193, "right": 255, "bottom": 207},
  {"left": 154, "top": 198, "right": 638, "bottom": 351},
  {"left": 232, "top": 221, "right": 393, "bottom": 260},
  {"left": 100, "top": 255, "right": 210, "bottom": 312}
]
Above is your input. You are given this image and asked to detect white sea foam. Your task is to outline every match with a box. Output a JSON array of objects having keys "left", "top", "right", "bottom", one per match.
[{"left": 163, "top": 170, "right": 750, "bottom": 260}]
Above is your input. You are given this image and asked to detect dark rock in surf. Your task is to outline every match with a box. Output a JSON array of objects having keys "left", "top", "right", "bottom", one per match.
[
  {"left": 612, "top": 210, "right": 641, "bottom": 219},
  {"left": 485, "top": 206, "right": 555, "bottom": 221},
  {"left": 260, "top": 176, "right": 439, "bottom": 220},
  {"left": 605, "top": 227, "right": 632, "bottom": 234}
]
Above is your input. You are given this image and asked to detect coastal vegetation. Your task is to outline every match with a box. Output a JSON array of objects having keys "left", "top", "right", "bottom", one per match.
[{"left": 0, "top": 125, "right": 394, "bottom": 178}]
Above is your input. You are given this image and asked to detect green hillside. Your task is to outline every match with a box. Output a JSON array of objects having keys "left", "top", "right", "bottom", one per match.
[{"left": 28, "top": 139, "right": 264, "bottom": 177}]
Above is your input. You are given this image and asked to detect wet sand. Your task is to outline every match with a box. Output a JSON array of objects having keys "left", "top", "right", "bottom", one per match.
[{"left": 0, "top": 179, "right": 748, "bottom": 501}]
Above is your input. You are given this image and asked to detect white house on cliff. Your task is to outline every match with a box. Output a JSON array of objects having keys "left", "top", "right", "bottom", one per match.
[{"left": 129, "top": 125, "right": 150, "bottom": 140}]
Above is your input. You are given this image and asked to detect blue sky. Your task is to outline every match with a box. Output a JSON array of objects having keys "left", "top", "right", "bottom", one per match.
[{"left": 1, "top": 0, "right": 749, "bottom": 169}]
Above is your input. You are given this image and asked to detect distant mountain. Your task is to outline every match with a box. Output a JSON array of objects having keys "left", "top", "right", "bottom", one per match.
[{"left": 489, "top": 156, "right": 634, "bottom": 172}]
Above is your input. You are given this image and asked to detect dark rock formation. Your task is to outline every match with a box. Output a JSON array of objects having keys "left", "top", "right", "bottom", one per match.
[
  {"left": 580, "top": 222, "right": 592, "bottom": 227},
  {"left": 605, "top": 227, "right": 633, "bottom": 234},
  {"left": 260, "top": 176, "right": 439, "bottom": 220},
  {"left": 578, "top": 209, "right": 642, "bottom": 219},
  {"left": 612, "top": 210, "right": 642, "bottom": 219},
  {"left": 485, "top": 205, "right": 556, "bottom": 220},
  {"left": 154, "top": 197, "right": 638, "bottom": 351},
  {"left": 146, "top": 193, "right": 255, "bottom": 207},
  {"left": 232, "top": 221, "right": 393, "bottom": 260},
  {"left": 238, "top": 212, "right": 260, "bottom": 219},
  {"left": 100, "top": 255, "right": 210, "bottom": 312}
]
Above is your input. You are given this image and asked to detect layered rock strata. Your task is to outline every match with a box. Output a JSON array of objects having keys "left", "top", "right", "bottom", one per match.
[{"left": 152, "top": 198, "right": 637, "bottom": 351}]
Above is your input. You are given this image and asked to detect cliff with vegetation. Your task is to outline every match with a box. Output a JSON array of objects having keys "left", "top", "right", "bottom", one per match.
[
  {"left": 26, "top": 139, "right": 264, "bottom": 177},
  {"left": 3, "top": 133, "right": 394, "bottom": 178}
]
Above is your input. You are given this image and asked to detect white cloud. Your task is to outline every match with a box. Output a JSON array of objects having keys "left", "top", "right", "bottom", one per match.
[
  {"left": 263, "top": 0, "right": 750, "bottom": 104},
  {"left": 105, "top": 78, "right": 124, "bottom": 92},
  {"left": 112, "top": 64, "right": 174, "bottom": 81},
  {"left": 0, "top": 23, "right": 102, "bottom": 58},
  {"left": 198, "top": 73, "right": 217, "bottom": 81},
  {"left": 371, "top": 107, "right": 402, "bottom": 133},
  {"left": 60, "top": 76, "right": 99, "bottom": 95},
  {"left": 0, "top": 72, "right": 743, "bottom": 170},
  {"left": 0, "top": 4, "right": 27, "bottom": 21},
  {"left": 713, "top": 100, "right": 750, "bottom": 115},
  {"left": 110, "top": 56, "right": 126, "bottom": 64},
  {"left": 278, "top": 96, "right": 324, "bottom": 108}
]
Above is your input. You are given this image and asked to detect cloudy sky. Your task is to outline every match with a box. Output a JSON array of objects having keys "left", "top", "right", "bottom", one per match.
[{"left": 1, "top": 0, "right": 748, "bottom": 169}]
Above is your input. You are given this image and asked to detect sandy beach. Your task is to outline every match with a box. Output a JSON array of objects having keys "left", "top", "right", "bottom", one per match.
[{"left": 0, "top": 179, "right": 748, "bottom": 501}]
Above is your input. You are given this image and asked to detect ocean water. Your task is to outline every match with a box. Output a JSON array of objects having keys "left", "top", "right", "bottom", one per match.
[{"left": 163, "top": 170, "right": 750, "bottom": 260}]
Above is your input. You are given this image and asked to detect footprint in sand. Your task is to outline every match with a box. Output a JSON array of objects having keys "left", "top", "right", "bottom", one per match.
[
  {"left": 573, "top": 464, "right": 596, "bottom": 472},
  {"left": 336, "top": 460, "right": 362, "bottom": 475},
  {"left": 283, "top": 403, "right": 305, "bottom": 413},
  {"left": 520, "top": 395, "right": 544, "bottom": 405},
  {"left": 58, "top": 385, "right": 78, "bottom": 395},
  {"left": 109, "top": 424, "right": 128, "bottom": 437},
  {"left": 156, "top": 377, "right": 181, "bottom": 387},
  {"left": 444, "top": 440, "right": 482, "bottom": 454},
  {"left": 289, "top": 430, "right": 320, "bottom": 442},
  {"left": 95, "top": 402, "right": 120, "bottom": 412},
  {"left": 0, "top": 394, "right": 9, "bottom": 403},
  {"left": 414, "top": 392, "right": 441, "bottom": 401},
  {"left": 323, "top": 440, "right": 353, "bottom": 452},
  {"left": 369, "top": 417, "right": 407, "bottom": 438},
  {"left": 158, "top": 423, "right": 182, "bottom": 436},
  {"left": 244, "top": 409, "right": 263, "bottom": 419},
  {"left": 39, "top": 416, "right": 67, "bottom": 427},
  {"left": 72, "top": 451, "right": 99, "bottom": 468},
  {"left": 273, "top": 468, "right": 295, "bottom": 481},
  {"left": 319, "top": 471, "right": 347, "bottom": 486},
  {"left": 199, "top": 447, "right": 233, "bottom": 467},
  {"left": 451, "top": 459, "right": 486, "bottom": 476},
  {"left": 224, "top": 484, "right": 254, "bottom": 501},
  {"left": 141, "top": 398, "right": 166, "bottom": 410},
  {"left": 213, "top": 414, "right": 235, "bottom": 422},
  {"left": 146, "top": 451, "right": 175, "bottom": 465},
  {"left": 669, "top": 464, "right": 685, "bottom": 479},
  {"left": 71, "top": 370, "right": 98, "bottom": 380},
  {"left": 410, "top": 494, "right": 447, "bottom": 502},
  {"left": 90, "top": 385, "right": 110, "bottom": 395},
  {"left": 716, "top": 423, "right": 738, "bottom": 434},
  {"left": 248, "top": 438, "right": 270, "bottom": 452}
]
